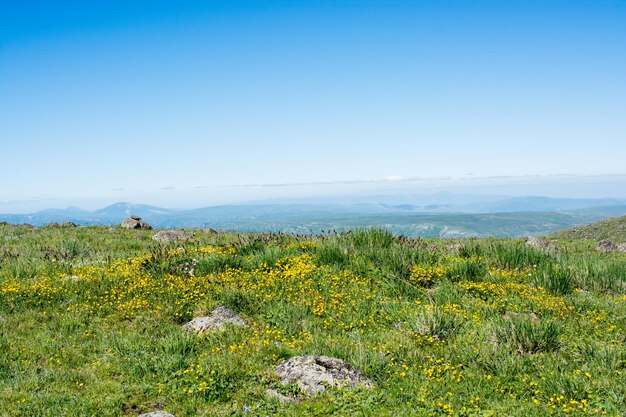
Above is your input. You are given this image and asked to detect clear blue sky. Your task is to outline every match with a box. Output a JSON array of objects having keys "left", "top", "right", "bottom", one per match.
[{"left": 1, "top": 1, "right": 625, "bottom": 210}]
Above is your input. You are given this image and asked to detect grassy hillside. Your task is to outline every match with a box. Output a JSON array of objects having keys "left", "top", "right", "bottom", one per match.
[
  {"left": 550, "top": 216, "right": 626, "bottom": 244},
  {"left": 0, "top": 224, "right": 625, "bottom": 416}
]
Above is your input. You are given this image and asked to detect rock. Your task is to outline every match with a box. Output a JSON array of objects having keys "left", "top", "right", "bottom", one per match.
[
  {"left": 447, "top": 243, "right": 463, "bottom": 253},
  {"left": 61, "top": 221, "right": 77, "bottom": 227},
  {"left": 275, "top": 355, "right": 372, "bottom": 395},
  {"left": 139, "top": 221, "right": 152, "bottom": 229},
  {"left": 597, "top": 240, "right": 618, "bottom": 252},
  {"left": 46, "top": 222, "right": 60, "bottom": 227},
  {"left": 183, "top": 306, "right": 246, "bottom": 334},
  {"left": 524, "top": 236, "right": 548, "bottom": 248},
  {"left": 617, "top": 243, "right": 626, "bottom": 252},
  {"left": 121, "top": 216, "right": 152, "bottom": 230},
  {"left": 137, "top": 412, "right": 175, "bottom": 417},
  {"left": 152, "top": 230, "right": 189, "bottom": 242},
  {"left": 122, "top": 218, "right": 141, "bottom": 229}
]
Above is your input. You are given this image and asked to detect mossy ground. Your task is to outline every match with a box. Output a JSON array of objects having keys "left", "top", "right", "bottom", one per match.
[{"left": 0, "top": 225, "right": 624, "bottom": 416}]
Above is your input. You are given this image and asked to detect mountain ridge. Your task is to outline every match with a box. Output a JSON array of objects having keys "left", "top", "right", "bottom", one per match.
[{"left": 1, "top": 197, "right": 625, "bottom": 238}]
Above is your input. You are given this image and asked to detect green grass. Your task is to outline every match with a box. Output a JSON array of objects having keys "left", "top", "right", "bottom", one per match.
[
  {"left": 550, "top": 216, "right": 626, "bottom": 245},
  {"left": 0, "top": 224, "right": 625, "bottom": 416}
]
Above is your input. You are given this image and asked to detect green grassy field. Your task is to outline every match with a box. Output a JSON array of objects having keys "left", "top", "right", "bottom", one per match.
[
  {"left": 550, "top": 216, "right": 626, "bottom": 245},
  {"left": 0, "top": 224, "right": 624, "bottom": 416}
]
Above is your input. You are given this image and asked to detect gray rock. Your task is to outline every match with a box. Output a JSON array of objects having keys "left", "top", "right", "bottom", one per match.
[
  {"left": 152, "top": 230, "right": 189, "bottom": 242},
  {"left": 121, "top": 217, "right": 152, "bottom": 230},
  {"left": 524, "top": 236, "right": 548, "bottom": 248},
  {"left": 183, "top": 306, "right": 246, "bottom": 334},
  {"left": 617, "top": 243, "right": 626, "bottom": 252},
  {"left": 138, "top": 221, "right": 152, "bottom": 230},
  {"left": 46, "top": 222, "right": 60, "bottom": 227},
  {"left": 122, "top": 218, "right": 141, "bottom": 229},
  {"left": 447, "top": 243, "right": 463, "bottom": 253},
  {"left": 597, "top": 240, "right": 618, "bottom": 252},
  {"left": 61, "top": 221, "right": 77, "bottom": 227},
  {"left": 275, "top": 355, "right": 372, "bottom": 395},
  {"left": 137, "top": 412, "right": 175, "bottom": 417}
]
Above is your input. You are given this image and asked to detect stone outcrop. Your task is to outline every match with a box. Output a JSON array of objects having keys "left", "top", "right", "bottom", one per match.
[
  {"left": 183, "top": 307, "right": 246, "bottom": 334},
  {"left": 275, "top": 355, "right": 372, "bottom": 395},
  {"left": 152, "top": 230, "right": 189, "bottom": 242},
  {"left": 121, "top": 216, "right": 152, "bottom": 230},
  {"left": 524, "top": 236, "right": 548, "bottom": 248},
  {"left": 596, "top": 239, "right": 626, "bottom": 252}
]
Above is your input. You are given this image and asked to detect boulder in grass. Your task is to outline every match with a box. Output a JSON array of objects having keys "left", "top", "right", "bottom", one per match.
[
  {"left": 61, "top": 221, "right": 77, "bottom": 227},
  {"left": 152, "top": 230, "right": 189, "bottom": 242},
  {"left": 275, "top": 355, "right": 372, "bottom": 395},
  {"left": 183, "top": 306, "right": 246, "bottom": 334},
  {"left": 524, "top": 236, "right": 548, "bottom": 248},
  {"left": 121, "top": 216, "right": 152, "bottom": 230},
  {"left": 447, "top": 243, "right": 463, "bottom": 253},
  {"left": 138, "top": 412, "right": 175, "bottom": 417},
  {"left": 596, "top": 239, "right": 625, "bottom": 252},
  {"left": 597, "top": 239, "right": 617, "bottom": 252},
  {"left": 524, "top": 236, "right": 558, "bottom": 251}
]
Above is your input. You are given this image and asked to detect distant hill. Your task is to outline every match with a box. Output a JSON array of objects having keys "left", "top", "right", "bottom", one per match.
[
  {"left": 550, "top": 215, "right": 626, "bottom": 244},
  {"left": 1, "top": 200, "right": 626, "bottom": 238}
]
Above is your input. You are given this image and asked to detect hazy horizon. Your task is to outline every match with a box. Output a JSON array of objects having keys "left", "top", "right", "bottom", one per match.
[
  {"left": 2, "top": 1, "right": 625, "bottom": 210},
  {"left": 2, "top": 173, "right": 626, "bottom": 214}
]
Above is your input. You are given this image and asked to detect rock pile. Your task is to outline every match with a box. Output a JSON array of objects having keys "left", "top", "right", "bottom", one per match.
[
  {"left": 121, "top": 215, "right": 152, "bottom": 230},
  {"left": 183, "top": 306, "right": 246, "bottom": 334},
  {"left": 274, "top": 355, "right": 372, "bottom": 395}
]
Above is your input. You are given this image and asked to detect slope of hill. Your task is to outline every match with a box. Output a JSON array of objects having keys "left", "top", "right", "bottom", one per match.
[
  {"left": 0, "top": 226, "right": 624, "bottom": 416},
  {"left": 550, "top": 215, "right": 626, "bottom": 244}
]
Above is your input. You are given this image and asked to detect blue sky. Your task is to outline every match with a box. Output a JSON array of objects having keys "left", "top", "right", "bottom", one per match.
[{"left": 1, "top": 1, "right": 625, "bottom": 210}]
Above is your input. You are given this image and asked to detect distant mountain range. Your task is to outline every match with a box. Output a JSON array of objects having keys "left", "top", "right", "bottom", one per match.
[{"left": 1, "top": 195, "right": 625, "bottom": 238}]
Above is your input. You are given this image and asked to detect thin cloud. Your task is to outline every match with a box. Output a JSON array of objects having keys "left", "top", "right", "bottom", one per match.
[{"left": 229, "top": 176, "right": 451, "bottom": 188}]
